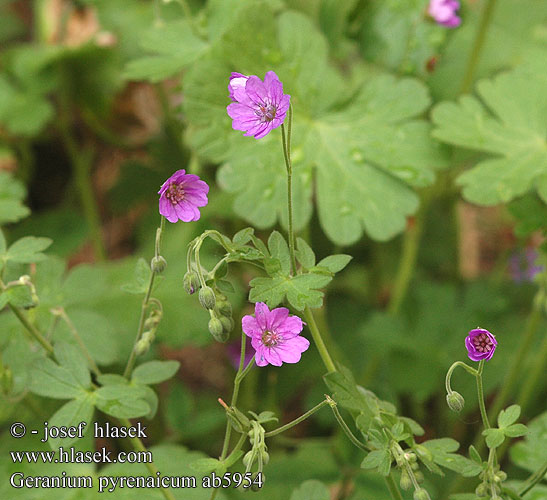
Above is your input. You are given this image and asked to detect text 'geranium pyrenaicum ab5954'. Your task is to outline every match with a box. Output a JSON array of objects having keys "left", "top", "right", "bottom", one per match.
[
  {"left": 158, "top": 169, "right": 209, "bottom": 223},
  {"left": 428, "top": 0, "right": 461, "bottom": 28},
  {"left": 227, "top": 71, "right": 291, "bottom": 139},
  {"left": 465, "top": 328, "right": 497, "bottom": 362},
  {"left": 242, "top": 302, "right": 309, "bottom": 367}
]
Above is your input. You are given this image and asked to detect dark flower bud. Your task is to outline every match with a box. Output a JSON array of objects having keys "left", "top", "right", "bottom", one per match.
[
  {"left": 199, "top": 286, "right": 216, "bottom": 310},
  {"left": 183, "top": 272, "right": 199, "bottom": 295},
  {"left": 446, "top": 391, "right": 465, "bottom": 412},
  {"left": 413, "top": 488, "right": 431, "bottom": 500},
  {"left": 150, "top": 256, "right": 167, "bottom": 273},
  {"left": 220, "top": 316, "right": 234, "bottom": 333}
]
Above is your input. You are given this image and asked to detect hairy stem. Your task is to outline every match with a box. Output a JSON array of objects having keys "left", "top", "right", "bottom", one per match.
[
  {"left": 303, "top": 307, "right": 336, "bottom": 373},
  {"left": 384, "top": 473, "right": 405, "bottom": 500},
  {"left": 460, "top": 0, "right": 499, "bottom": 93},
  {"left": 281, "top": 107, "right": 297, "bottom": 275},
  {"left": 476, "top": 360, "right": 491, "bottom": 430},
  {"left": 518, "top": 458, "right": 547, "bottom": 497},
  {"left": 265, "top": 399, "right": 329, "bottom": 438}
]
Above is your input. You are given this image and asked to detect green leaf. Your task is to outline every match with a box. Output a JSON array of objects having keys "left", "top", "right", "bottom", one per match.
[
  {"left": 498, "top": 404, "right": 521, "bottom": 428},
  {"left": 6, "top": 236, "right": 52, "bottom": 263},
  {"left": 510, "top": 411, "right": 547, "bottom": 473},
  {"left": 290, "top": 480, "right": 330, "bottom": 500},
  {"left": 268, "top": 231, "right": 291, "bottom": 275},
  {"left": 0, "top": 228, "right": 6, "bottom": 255},
  {"left": 0, "top": 168, "right": 29, "bottom": 225},
  {"left": 361, "top": 449, "right": 392, "bottom": 476},
  {"left": 422, "top": 438, "right": 482, "bottom": 477},
  {"left": 483, "top": 428, "right": 506, "bottom": 449},
  {"left": 121, "top": 258, "right": 151, "bottom": 294},
  {"left": 4, "top": 285, "right": 34, "bottom": 308},
  {"left": 124, "top": 20, "right": 208, "bottom": 82},
  {"left": 432, "top": 65, "right": 547, "bottom": 205},
  {"left": 0, "top": 292, "right": 7, "bottom": 310},
  {"left": 95, "top": 384, "right": 151, "bottom": 419},
  {"left": 468, "top": 445, "right": 482, "bottom": 464},
  {"left": 53, "top": 342, "right": 92, "bottom": 390},
  {"left": 29, "top": 358, "right": 86, "bottom": 400},
  {"left": 233, "top": 227, "right": 254, "bottom": 246},
  {"left": 296, "top": 238, "right": 315, "bottom": 269},
  {"left": 132, "top": 360, "right": 180, "bottom": 385},
  {"left": 47, "top": 394, "right": 94, "bottom": 449},
  {"left": 249, "top": 272, "right": 332, "bottom": 310},
  {"left": 504, "top": 423, "right": 528, "bottom": 438},
  {"left": 508, "top": 194, "right": 547, "bottom": 236},
  {"left": 316, "top": 254, "right": 352, "bottom": 273},
  {"left": 190, "top": 457, "right": 222, "bottom": 474}
]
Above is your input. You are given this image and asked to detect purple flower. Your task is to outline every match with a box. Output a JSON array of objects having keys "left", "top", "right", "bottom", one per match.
[
  {"left": 428, "top": 0, "right": 461, "bottom": 28},
  {"left": 465, "top": 328, "right": 497, "bottom": 362},
  {"left": 509, "top": 248, "right": 544, "bottom": 283},
  {"left": 242, "top": 302, "right": 309, "bottom": 367},
  {"left": 158, "top": 169, "right": 209, "bottom": 223},
  {"left": 227, "top": 71, "right": 290, "bottom": 139}
]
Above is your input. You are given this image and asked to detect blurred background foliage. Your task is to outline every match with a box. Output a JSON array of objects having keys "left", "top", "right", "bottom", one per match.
[{"left": 0, "top": 0, "right": 546, "bottom": 499}]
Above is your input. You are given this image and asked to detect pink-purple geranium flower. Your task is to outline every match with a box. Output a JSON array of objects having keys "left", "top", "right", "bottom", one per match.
[
  {"left": 242, "top": 302, "right": 309, "bottom": 367},
  {"left": 158, "top": 169, "right": 209, "bottom": 223},
  {"left": 428, "top": 0, "right": 461, "bottom": 28},
  {"left": 465, "top": 328, "right": 497, "bottom": 362},
  {"left": 227, "top": 71, "right": 290, "bottom": 139}
]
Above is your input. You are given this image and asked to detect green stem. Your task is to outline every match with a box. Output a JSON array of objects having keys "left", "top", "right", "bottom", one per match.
[
  {"left": 516, "top": 330, "right": 547, "bottom": 413},
  {"left": 489, "top": 307, "right": 541, "bottom": 422},
  {"left": 8, "top": 304, "right": 54, "bottom": 355},
  {"left": 57, "top": 308, "right": 101, "bottom": 377},
  {"left": 281, "top": 107, "right": 297, "bottom": 276},
  {"left": 445, "top": 361, "right": 478, "bottom": 394},
  {"left": 327, "top": 397, "right": 368, "bottom": 452},
  {"left": 264, "top": 399, "right": 329, "bottom": 438},
  {"left": 123, "top": 220, "right": 165, "bottom": 379},
  {"left": 118, "top": 417, "right": 176, "bottom": 500},
  {"left": 476, "top": 360, "right": 491, "bottom": 430},
  {"left": 388, "top": 212, "right": 424, "bottom": 315},
  {"left": 219, "top": 333, "right": 254, "bottom": 460},
  {"left": 303, "top": 307, "right": 336, "bottom": 373},
  {"left": 518, "top": 458, "right": 547, "bottom": 497},
  {"left": 460, "top": 0, "right": 499, "bottom": 93},
  {"left": 384, "top": 473, "right": 405, "bottom": 500}
]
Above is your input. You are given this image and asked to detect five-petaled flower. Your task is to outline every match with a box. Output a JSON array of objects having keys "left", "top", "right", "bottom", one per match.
[
  {"left": 428, "top": 0, "right": 461, "bottom": 28},
  {"left": 227, "top": 71, "right": 291, "bottom": 139},
  {"left": 242, "top": 302, "right": 309, "bottom": 367},
  {"left": 158, "top": 169, "right": 209, "bottom": 223},
  {"left": 465, "top": 328, "right": 497, "bottom": 362}
]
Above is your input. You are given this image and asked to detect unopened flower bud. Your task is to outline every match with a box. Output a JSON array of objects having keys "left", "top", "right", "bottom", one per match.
[
  {"left": 414, "top": 471, "right": 424, "bottom": 483},
  {"left": 495, "top": 471, "right": 507, "bottom": 482},
  {"left": 475, "top": 483, "right": 487, "bottom": 497},
  {"left": 404, "top": 452, "right": 417, "bottom": 463},
  {"left": 243, "top": 451, "right": 254, "bottom": 469},
  {"left": 208, "top": 316, "right": 224, "bottom": 337},
  {"left": 219, "top": 316, "right": 234, "bottom": 333},
  {"left": 446, "top": 391, "right": 465, "bottom": 412},
  {"left": 400, "top": 471, "right": 412, "bottom": 490},
  {"left": 411, "top": 461, "right": 419, "bottom": 471},
  {"left": 142, "top": 330, "right": 155, "bottom": 343},
  {"left": 413, "top": 488, "right": 431, "bottom": 500},
  {"left": 199, "top": 286, "right": 216, "bottom": 310},
  {"left": 135, "top": 338, "right": 150, "bottom": 356},
  {"left": 151, "top": 256, "right": 167, "bottom": 273},
  {"left": 217, "top": 300, "right": 232, "bottom": 317},
  {"left": 183, "top": 272, "right": 199, "bottom": 295}
]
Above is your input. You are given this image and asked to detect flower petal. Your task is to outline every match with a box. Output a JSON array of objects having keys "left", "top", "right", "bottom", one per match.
[
  {"left": 276, "top": 315, "right": 304, "bottom": 338},
  {"left": 242, "top": 315, "right": 263, "bottom": 338},
  {"left": 254, "top": 302, "right": 270, "bottom": 330}
]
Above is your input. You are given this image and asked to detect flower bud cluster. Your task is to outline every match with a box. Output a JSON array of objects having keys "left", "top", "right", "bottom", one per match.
[
  {"left": 475, "top": 465, "right": 507, "bottom": 497},
  {"left": 392, "top": 442, "right": 429, "bottom": 499},
  {"left": 135, "top": 308, "right": 163, "bottom": 356},
  {"left": 242, "top": 420, "right": 269, "bottom": 485}
]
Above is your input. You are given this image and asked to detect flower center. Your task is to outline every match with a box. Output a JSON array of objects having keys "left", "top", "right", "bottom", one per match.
[
  {"left": 472, "top": 333, "right": 494, "bottom": 353},
  {"left": 165, "top": 182, "right": 185, "bottom": 205},
  {"left": 261, "top": 330, "right": 281, "bottom": 347},
  {"left": 255, "top": 102, "right": 277, "bottom": 123}
]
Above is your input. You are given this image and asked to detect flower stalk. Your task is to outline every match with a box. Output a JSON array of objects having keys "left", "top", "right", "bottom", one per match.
[{"left": 281, "top": 106, "right": 297, "bottom": 276}]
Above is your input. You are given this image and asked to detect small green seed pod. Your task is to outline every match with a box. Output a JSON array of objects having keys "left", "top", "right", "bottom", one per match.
[
  {"left": 399, "top": 471, "right": 412, "bottom": 491},
  {"left": 413, "top": 488, "right": 431, "bottom": 500},
  {"left": 199, "top": 286, "right": 216, "bottom": 310},
  {"left": 183, "top": 272, "right": 199, "bottom": 295},
  {"left": 475, "top": 483, "right": 487, "bottom": 497}
]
